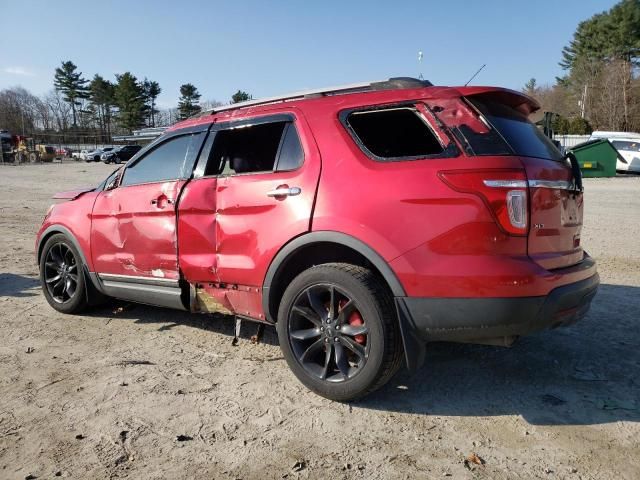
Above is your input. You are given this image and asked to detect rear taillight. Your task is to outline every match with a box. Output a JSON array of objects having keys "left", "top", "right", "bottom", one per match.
[{"left": 439, "top": 169, "right": 529, "bottom": 236}]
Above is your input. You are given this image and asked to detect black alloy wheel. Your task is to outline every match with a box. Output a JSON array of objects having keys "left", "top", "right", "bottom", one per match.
[
  {"left": 39, "top": 233, "right": 88, "bottom": 313},
  {"left": 43, "top": 242, "right": 79, "bottom": 303},
  {"left": 288, "top": 283, "right": 369, "bottom": 382},
  {"left": 277, "top": 263, "right": 403, "bottom": 401}
]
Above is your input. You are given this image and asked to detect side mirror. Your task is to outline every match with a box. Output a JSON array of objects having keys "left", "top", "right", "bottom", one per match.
[
  {"left": 105, "top": 177, "right": 119, "bottom": 191},
  {"left": 104, "top": 168, "right": 123, "bottom": 191}
]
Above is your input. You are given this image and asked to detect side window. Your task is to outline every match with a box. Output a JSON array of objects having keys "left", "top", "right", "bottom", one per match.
[
  {"left": 205, "top": 121, "right": 291, "bottom": 176},
  {"left": 345, "top": 107, "right": 444, "bottom": 160},
  {"left": 275, "top": 123, "right": 304, "bottom": 171},
  {"left": 121, "top": 133, "right": 203, "bottom": 186}
]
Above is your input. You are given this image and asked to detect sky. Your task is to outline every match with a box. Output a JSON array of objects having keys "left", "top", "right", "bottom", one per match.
[{"left": 0, "top": 0, "right": 618, "bottom": 109}]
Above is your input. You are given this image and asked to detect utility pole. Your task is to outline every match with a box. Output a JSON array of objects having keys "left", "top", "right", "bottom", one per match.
[{"left": 418, "top": 50, "right": 424, "bottom": 80}]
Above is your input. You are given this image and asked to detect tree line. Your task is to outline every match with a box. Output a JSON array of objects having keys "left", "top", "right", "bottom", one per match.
[
  {"left": 0, "top": 61, "right": 252, "bottom": 143},
  {"left": 523, "top": 0, "right": 640, "bottom": 135}
]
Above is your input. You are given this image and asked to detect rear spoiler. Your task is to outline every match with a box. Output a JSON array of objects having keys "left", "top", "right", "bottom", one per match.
[{"left": 455, "top": 86, "right": 540, "bottom": 116}]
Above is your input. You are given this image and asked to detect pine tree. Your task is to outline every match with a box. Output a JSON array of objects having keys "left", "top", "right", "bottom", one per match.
[
  {"left": 523, "top": 78, "right": 538, "bottom": 97},
  {"left": 89, "top": 75, "right": 116, "bottom": 140},
  {"left": 114, "top": 72, "right": 146, "bottom": 132},
  {"left": 231, "top": 90, "right": 252, "bottom": 104},
  {"left": 53, "top": 60, "right": 89, "bottom": 127},
  {"left": 178, "top": 83, "right": 202, "bottom": 119},
  {"left": 142, "top": 79, "right": 162, "bottom": 127}
]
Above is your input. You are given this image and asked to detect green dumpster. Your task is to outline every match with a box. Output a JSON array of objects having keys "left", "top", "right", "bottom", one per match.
[{"left": 569, "top": 139, "right": 622, "bottom": 178}]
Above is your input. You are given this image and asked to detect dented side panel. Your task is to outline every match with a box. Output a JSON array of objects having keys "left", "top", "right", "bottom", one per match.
[
  {"left": 192, "top": 283, "right": 264, "bottom": 321},
  {"left": 214, "top": 109, "right": 321, "bottom": 288},
  {"left": 90, "top": 180, "right": 185, "bottom": 279},
  {"left": 176, "top": 177, "right": 219, "bottom": 282}
]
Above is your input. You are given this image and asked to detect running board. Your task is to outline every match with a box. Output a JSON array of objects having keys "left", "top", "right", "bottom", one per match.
[{"left": 94, "top": 273, "right": 186, "bottom": 311}]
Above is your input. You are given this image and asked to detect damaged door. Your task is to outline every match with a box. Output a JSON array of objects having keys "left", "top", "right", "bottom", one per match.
[
  {"left": 90, "top": 131, "right": 205, "bottom": 307},
  {"left": 179, "top": 111, "right": 320, "bottom": 319}
]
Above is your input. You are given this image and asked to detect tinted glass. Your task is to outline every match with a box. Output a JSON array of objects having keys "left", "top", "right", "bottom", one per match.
[
  {"left": 121, "top": 133, "right": 203, "bottom": 186},
  {"left": 612, "top": 140, "right": 640, "bottom": 152},
  {"left": 276, "top": 124, "right": 304, "bottom": 171},
  {"left": 347, "top": 108, "right": 443, "bottom": 159},
  {"left": 205, "top": 121, "right": 286, "bottom": 176},
  {"left": 468, "top": 98, "right": 563, "bottom": 161}
]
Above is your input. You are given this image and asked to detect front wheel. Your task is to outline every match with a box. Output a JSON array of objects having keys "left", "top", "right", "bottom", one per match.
[
  {"left": 276, "top": 263, "right": 403, "bottom": 401},
  {"left": 39, "top": 234, "right": 88, "bottom": 314}
]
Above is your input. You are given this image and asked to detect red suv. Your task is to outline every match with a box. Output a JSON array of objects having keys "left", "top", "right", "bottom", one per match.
[{"left": 36, "top": 77, "right": 599, "bottom": 401}]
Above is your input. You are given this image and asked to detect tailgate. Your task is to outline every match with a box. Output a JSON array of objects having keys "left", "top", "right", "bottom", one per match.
[
  {"left": 461, "top": 92, "right": 584, "bottom": 270},
  {"left": 523, "top": 157, "right": 584, "bottom": 270}
]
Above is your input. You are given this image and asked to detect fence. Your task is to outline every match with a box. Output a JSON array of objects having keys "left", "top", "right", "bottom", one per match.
[{"left": 553, "top": 134, "right": 591, "bottom": 149}]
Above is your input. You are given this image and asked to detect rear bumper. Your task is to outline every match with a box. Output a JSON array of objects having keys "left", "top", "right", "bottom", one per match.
[{"left": 396, "top": 271, "right": 599, "bottom": 370}]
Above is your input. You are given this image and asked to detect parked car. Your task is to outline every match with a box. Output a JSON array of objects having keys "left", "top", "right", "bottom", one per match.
[
  {"left": 36, "top": 77, "right": 599, "bottom": 401},
  {"left": 84, "top": 149, "right": 103, "bottom": 162},
  {"left": 610, "top": 138, "right": 640, "bottom": 172},
  {"left": 55, "top": 147, "right": 72, "bottom": 158},
  {"left": 588, "top": 131, "right": 640, "bottom": 172},
  {"left": 100, "top": 146, "right": 121, "bottom": 163},
  {"left": 75, "top": 149, "right": 89, "bottom": 161},
  {"left": 102, "top": 145, "right": 142, "bottom": 164},
  {"left": 85, "top": 147, "right": 115, "bottom": 162}
]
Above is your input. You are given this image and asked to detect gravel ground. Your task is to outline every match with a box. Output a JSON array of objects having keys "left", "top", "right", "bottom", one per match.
[{"left": 0, "top": 162, "right": 638, "bottom": 480}]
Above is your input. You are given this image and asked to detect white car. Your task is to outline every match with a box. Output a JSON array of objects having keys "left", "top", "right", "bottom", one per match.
[
  {"left": 610, "top": 139, "right": 640, "bottom": 173},
  {"left": 589, "top": 131, "right": 640, "bottom": 173},
  {"left": 84, "top": 147, "right": 115, "bottom": 162}
]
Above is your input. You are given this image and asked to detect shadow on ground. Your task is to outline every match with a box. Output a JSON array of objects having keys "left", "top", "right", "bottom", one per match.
[
  {"left": 88, "top": 300, "right": 280, "bottom": 347},
  {"left": 360, "top": 283, "right": 640, "bottom": 426},
  {"left": 0, "top": 273, "right": 40, "bottom": 298},
  {"left": 85, "top": 283, "right": 638, "bottom": 426}
]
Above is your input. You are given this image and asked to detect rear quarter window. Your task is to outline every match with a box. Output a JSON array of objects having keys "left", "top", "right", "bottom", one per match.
[{"left": 344, "top": 107, "right": 444, "bottom": 160}]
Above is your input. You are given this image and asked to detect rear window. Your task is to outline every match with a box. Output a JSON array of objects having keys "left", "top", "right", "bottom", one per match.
[
  {"left": 346, "top": 107, "right": 443, "bottom": 160},
  {"left": 467, "top": 97, "right": 563, "bottom": 161},
  {"left": 612, "top": 140, "right": 640, "bottom": 152}
]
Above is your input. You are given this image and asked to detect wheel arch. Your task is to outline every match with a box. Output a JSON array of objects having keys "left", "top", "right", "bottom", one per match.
[
  {"left": 37, "top": 225, "right": 90, "bottom": 268},
  {"left": 262, "top": 231, "right": 406, "bottom": 323}
]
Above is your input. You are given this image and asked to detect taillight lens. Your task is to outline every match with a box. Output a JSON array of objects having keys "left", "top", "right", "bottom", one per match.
[{"left": 439, "top": 169, "right": 529, "bottom": 235}]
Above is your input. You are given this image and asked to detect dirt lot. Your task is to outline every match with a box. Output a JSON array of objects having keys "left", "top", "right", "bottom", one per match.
[{"left": 0, "top": 162, "right": 638, "bottom": 480}]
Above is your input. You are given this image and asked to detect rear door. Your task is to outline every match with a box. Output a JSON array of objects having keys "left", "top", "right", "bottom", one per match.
[
  {"left": 183, "top": 111, "right": 320, "bottom": 288},
  {"left": 465, "top": 95, "right": 584, "bottom": 270}
]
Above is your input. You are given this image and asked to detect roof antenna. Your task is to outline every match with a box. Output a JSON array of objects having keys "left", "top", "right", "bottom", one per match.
[
  {"left": 417, "top": 50, "right": 424, "bottom": 80},
  {"left": 464, "top": 64, "right": 486, "bottom": 86}
]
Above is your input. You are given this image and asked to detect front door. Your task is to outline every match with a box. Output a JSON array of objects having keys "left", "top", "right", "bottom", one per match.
[{"left": 90, "top": 131, "right": 206, "bottom": 307}]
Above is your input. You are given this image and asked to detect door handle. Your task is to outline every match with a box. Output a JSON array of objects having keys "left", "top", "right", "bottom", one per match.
[
  {"left": 266, "top": 186, "right": 301, "bottom": 197},
  {"left": 151, "top": 195, "right": 174, "bottom": 207}
]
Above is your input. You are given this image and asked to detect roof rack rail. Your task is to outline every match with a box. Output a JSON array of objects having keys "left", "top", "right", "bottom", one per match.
[{"left": 199, "top": 77, "right": 433, "bottom": 116}]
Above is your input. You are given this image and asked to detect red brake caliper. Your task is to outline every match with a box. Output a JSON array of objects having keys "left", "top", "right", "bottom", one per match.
[{"left": 339, "top": 299, "right": 366, "bottom": 345}]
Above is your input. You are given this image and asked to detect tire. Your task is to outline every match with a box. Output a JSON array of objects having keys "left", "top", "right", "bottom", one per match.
[
  {"left": 39, "top": 233, "right": 88, "bottom": 314},
  {"left": 276, "top": 263, "right": 403, "bottom": 401}
]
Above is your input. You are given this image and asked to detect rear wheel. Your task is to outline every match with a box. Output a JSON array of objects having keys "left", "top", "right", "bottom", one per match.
[
  {"left": 39, "top": 234, "right": 88, "bottom": 314},
  {"left": 276, "top": 263, "right": 403, "bottom": 401}
]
